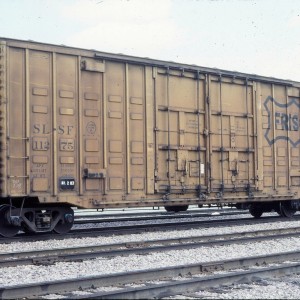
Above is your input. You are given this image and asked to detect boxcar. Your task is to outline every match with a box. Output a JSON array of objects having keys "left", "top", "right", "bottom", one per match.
[{"left": 0, "top": 38, "right": 300, "bottom": 236}]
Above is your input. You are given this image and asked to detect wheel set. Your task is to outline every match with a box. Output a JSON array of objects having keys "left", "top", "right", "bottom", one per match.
[
  {"left": 0, "top": 205, "right": 74, "bottom": 237},
  {"left": 249, "top": 201, "right": 298, "bottom": 219}
]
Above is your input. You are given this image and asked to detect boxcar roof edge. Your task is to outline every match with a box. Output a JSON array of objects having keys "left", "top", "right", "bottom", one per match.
[{"left": 0, "top": 37, "right": 299, "bottom": 87}]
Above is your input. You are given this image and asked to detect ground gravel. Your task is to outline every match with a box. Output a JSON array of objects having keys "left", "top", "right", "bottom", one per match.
[
  {"left": 1, "top": 211, "right": 300, "bottom": 299},
  {"left": 0, "top": 214, "right": 299, "bottom": 253},
  {"left": 189, "top": 275, "right": 300, "bottom": 299}
]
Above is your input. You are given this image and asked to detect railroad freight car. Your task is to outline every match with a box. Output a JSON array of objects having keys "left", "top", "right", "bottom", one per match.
[{"left": 0, "top": 38, "right": 300, "bottom": 237}]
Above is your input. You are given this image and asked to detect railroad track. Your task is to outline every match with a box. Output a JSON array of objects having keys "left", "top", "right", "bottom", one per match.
[
  {"left": 1, "top": 226, "right": 300, "bottom": 268},
  {"left": 74, "top": 211, "right": 248, "bottom": 224},
  {"left": 73, "top": 208, "right": 247, "bottom": 223},
  {"left": 1, "top": 250, "right": 300, "bottom": 299},
  {"left": 1, "top": 213, "right": 300, "bottom": 244}
]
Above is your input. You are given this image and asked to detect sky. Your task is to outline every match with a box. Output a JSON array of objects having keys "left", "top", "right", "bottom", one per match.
[{"left": 0, "top": 0, "right": 300, "bottom": 81}]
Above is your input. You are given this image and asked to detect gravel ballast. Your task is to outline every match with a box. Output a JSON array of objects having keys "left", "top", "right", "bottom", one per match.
[{"left": 1, "top": 214, "right": 300, "bottom": 299}]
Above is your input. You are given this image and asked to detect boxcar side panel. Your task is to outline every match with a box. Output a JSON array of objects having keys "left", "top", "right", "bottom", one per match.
[
  {"left": 105, "top": 61, "right": 126, "bottom": 196},
  {"left": 7, "top": 47, "right": 27, "bottom": 196},
  {"left": 145, "top": 66, "right": 155, "bottom": 195},
  {"left": 55, "top": 54, "right": 78, "bottom": 196},
  {"left": 0, "top": 42, "right": 8, "bottom": 196},
  {"left": 154, "top": 68, "right": 207, "bottom": 195},
  {"left": 81, "top": 58, "right": 104, "bottom": 195},
  {"left": 29, "top": 50, "right": 53, "bottom": 195},
  {"left": 127, "top": 64, "right": 146, "bottom": 195},
  {"left": 2, "top": 38, "right": 300, "bottom": 210},
  {"left": 209, "top": 77, "right": 256, "bottom": 194},
  {"left": 260, "top": 82, "right": 300, "bottom": 194}
]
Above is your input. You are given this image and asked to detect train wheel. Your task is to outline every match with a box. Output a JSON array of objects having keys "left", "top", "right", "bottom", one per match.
[
  {"left": 249, "top": 204, "right": 263, "bottom": 219},
  {"left": 53, "top": 208, "right": 74, "bottom": 234},
  {"left": 279, "top": 201, "right": 296, "bottom": 218},
  {"left": 0, "top": 205, "right": 19, "bottom": 237},
  {"left": 164, "top": 205, "right": 189, "bottom": 213}
]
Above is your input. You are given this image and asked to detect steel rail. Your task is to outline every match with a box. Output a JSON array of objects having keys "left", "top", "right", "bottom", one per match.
[
  {"left": 1, "top": 214, "right": 300, "bottom": 244},
  {"left": 74, "top": 261, "right": 300, "bottom": 299},
  {"left": 1, "top": 251, "right": 300, "bottom": 299},
  {"left": 0, "top": 213, "right": 251, "bottom": 244},
  {"left": 73, "top": 206, "right": 234, "bottom": 217},
  {"left": 73, "top": 210, "right": 248, "bottom": 224},
  {"left": 1, "top": 226, "right": 300, "bottom": 268},
  {"left": 73, "top": 206, "right": 238, "bottom": 214}
]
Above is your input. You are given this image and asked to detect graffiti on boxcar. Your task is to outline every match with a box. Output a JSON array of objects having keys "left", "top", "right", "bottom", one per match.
[
  {"left": 264, "top": 96, "right": 300, "bottom": 146},
  {"left": 274, "top": 112, "right": 299, "bottom": 131}
]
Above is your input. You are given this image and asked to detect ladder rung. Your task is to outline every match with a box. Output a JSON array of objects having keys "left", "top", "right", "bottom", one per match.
[
  {"left": 7, "top": 175, "right": 29, "bottom": 178},
  {"left": 7, "top": 156, "right": 29, "bottom": 159}
]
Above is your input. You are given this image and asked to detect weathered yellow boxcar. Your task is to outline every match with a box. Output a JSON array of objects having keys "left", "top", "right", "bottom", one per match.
[{"left": 0, "top": 38, "right": 300, "bottom": 236}]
